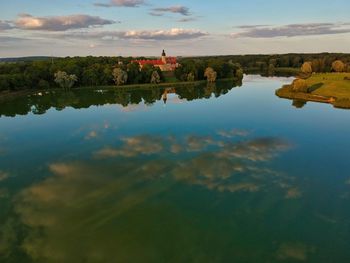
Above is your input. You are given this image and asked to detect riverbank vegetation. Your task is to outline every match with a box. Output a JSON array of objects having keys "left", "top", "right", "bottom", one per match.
[
  {"left": 276, "top": 71, "right": 350, "bottom": 109},
  {"left": 0, "top": 56, "right": 244, "bottom": 92},
  {"left": 2, "top": 53, "right": 350, "bottom": 92},
  {"left": 185, "top": 53, "right": 350, "bottom": 76}
]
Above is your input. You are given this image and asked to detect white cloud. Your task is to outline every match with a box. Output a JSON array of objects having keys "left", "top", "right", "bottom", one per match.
[
  {"left": 114, "top": 28, "right": 207, "bottom": 40},
  {"left": 232, "top": 22, "right": 350, "bottom": 38},
  {"left": 151, "top": 6, "right": 191, "bottom": 16},
  {"left": 94, "top": 0, "right": 145, "bottom": 7},
  {"left": 38, "top": 28, "right": 207, "bottom": 42},
  {"left": 0, "top": 20, "right": 13, "bottom": 31},
  {"left": 177, "top": 17, "right": 196, "bottom": 23},
  {"left": 14, "top": 14, "right": 116, "bottom": 31}
]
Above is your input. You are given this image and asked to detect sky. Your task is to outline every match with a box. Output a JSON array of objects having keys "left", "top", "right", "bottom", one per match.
[{"left": 1, "top": 0, "right": 350, "bottom": 57}]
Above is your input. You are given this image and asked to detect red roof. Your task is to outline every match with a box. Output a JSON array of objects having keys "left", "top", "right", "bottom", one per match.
[
  {"left": 166, "top": 57, "right": 177, "bottom": 64},
  {"left": 132, "top": 57, "right": 177, "bottom": 66}
]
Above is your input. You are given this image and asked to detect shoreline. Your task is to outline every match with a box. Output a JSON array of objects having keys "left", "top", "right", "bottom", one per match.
[
  {"left": 0, "top": 78, "right": 241, "bottom": 100},
  {"left": 276, "top": 85, "right": 335, "bottom": 104},
  {"left": 276, "top": 73, "right": 350, "bottom": 109}
]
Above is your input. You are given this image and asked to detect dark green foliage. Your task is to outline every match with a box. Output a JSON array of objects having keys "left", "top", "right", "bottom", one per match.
[
  {"left": 179, "top": 53, "right": 350, "bottom": 77},
  {"left": 1, "top": 52, "right": 350, "bottom": 92},
  {"left": 268, "top": 64, "right": 275, "bottom": 76},
  {"left": 0, "top": 57, "right": 122, "bottom": 91},
  {"left": 38, "top": 79, "right": 50, "bottom": 89},
  {"left": 127, "top": 63, "right": 142, "bottom": 84},
  {"left": 140, "top": 64, "right": 163, "bottom": 84}
]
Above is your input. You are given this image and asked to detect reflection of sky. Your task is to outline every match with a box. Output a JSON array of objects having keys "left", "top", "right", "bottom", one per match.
[
  {"left": 1, "top": 76, "right": 350, "bottom": 261},
  {"left": 1, "top": 75, "right": 350, "bottom": 179},
  {"left": 0, "top": 130, "right": 303, "bottom": 262}
]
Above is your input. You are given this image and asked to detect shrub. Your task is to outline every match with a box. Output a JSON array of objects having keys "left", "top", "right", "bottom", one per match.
[
  {"left": 292, "top": 79, "right": 309, "bottom": 93},
  {"left": 112, "top": 68, "right": 128, "bottom": 86},
  {"left": 332, "top": 60, "right": 345, "bottom": 73},
  {"left": 150, "top": 71, "right": 161, "bottom": 84},
  {"left": 301, "top": 62, "right": 313, "bottom": 75},
  {"left": 268, "top": 64, "right": 275, "bottom": 76},
  {"left": 235, "top": 68, "right": 244, "bottom": 80},
  {"left": 187, "top": 72, "right": 195, "bottom": 82},
  {"left": 38, "top": 79, "right": 50, "bottom": 89},
  {"left": 54, "top": 71, "right": 77, "bottom": 89},
  {"left": 204, "top": 67, "right": 217, "bottom": 83}
]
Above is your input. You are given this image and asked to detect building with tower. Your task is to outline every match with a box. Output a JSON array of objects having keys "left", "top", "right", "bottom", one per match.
[{"left": 133, "top": 50, "right": 178, "bottom": 72}]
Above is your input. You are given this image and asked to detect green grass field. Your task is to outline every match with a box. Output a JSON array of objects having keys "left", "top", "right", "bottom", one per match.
[
  {"left": 276, "top": 73, "right": 350, "bottom": 109},
  {"left": 306, "top": 73, "right": 350, "bottom": 99}
]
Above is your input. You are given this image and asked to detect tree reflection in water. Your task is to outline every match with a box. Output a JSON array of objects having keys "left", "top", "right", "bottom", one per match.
[{"left": 0, "top": 79, "right": 242, "bottom": 117}]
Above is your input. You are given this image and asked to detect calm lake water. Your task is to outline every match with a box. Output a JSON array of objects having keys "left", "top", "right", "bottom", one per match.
[{"left": 1, "top": 75, "right": 350, "bottom": 262}]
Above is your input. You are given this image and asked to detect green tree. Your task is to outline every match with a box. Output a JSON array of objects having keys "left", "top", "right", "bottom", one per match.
[
  {"left": 140, "top": 64, "right": 155, "bottom": 83},
  {"left": 268, "top": 64, "right": 275, "bottom": 76},
  {"left": 332, "top": 60, "right": 345, "bottom": 72},
  {"left": 127, "top": 63, "right": 141, "bottom": 84},
  {"left": 150, "top": 71, "right": 161, "bottom": 84},
  {"left": 292, "top": 79, "right": 308, "bottom": 93},
  {"left": 235, "top": 67, "right": 244, "bottom": 80},
  {"left": 187, "top": 72, "right": 195, "bottom": 82},
  {"left": 204, "top": 67, "right": 217, "bottom": 83},
  {"left": 292, "top": 56, "right": 302, "bottom": 68},
  {"left": 112, "top": 68, "right": 128, "bottom": 86},
  {"left": 256, "top": 61, "right": 267, "bottom": 72},
  {"left": 54, "top": 71, "right": 78, "bottom": 89},
  {"left": 301, "top": 62, "right": 313, "bottom": 74},
  {"left": 38, "top": 79, "right": 50, "bottom": 89},
  {"left": 82, "top": 67, "right": 99, "bottom": 86}
]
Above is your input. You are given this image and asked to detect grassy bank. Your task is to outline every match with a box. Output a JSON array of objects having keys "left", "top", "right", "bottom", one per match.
[{"left": 276, "top": 73, "right": 350, "bottom": 109}]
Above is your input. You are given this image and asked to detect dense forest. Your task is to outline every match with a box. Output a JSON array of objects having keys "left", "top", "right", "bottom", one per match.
[
  {"left": 186, "top": 53, "right": 350, "bottom": 72},
  {"left": 0, "top": 53, "right": 350, "bottom": 92}
]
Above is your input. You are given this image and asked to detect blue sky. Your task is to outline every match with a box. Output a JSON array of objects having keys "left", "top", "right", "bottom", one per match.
[{"left": 1, "top": 0, "right": 350, "bottom": 57}]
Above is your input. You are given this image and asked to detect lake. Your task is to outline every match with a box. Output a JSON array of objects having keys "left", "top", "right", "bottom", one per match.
[{"left": 1, "top": 75, "right": 350, "bottom": 262}]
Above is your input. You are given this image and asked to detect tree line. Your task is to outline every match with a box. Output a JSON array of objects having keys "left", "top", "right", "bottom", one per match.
[
  {"left": 185, "top": 53, "right": 350, "bottom": 72},
  {"left": 0, "top": 56, "right": 243, "bottom": 91},
  {"left": 1, "top": 53, "right": 350, "bottom": 92}
]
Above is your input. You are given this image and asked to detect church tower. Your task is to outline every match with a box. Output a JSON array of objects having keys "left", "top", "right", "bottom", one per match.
[{"left": 161, "top": 49, "right": 167, "bottom": 64}]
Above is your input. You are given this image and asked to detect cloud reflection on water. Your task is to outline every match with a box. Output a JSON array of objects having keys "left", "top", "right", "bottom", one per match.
[
  {"left": 2, "top": 130, "right": 305, "bottom": 262},
  {"left": 91, "top": 131, "right": 299, "bottom": 196},
  {"left": 276, "top": 242, "right": 315, "bottom": 261},
  {"left": 0, "top": 171, "right": 9, "bottom": 182}
]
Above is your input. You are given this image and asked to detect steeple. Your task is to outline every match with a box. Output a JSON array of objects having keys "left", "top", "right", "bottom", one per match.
[{"left": 161, "top": 49, "right": 167, "bottom": 64}]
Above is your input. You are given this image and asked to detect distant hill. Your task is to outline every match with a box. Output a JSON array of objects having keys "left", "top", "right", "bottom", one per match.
[{"left": 0, "top": 56, "right": 56, "bottom": 63}]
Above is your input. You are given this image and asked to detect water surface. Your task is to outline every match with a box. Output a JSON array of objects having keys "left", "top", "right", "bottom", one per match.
[{"left": 1, "top": 76, "right": 350, "bottom": 262}]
